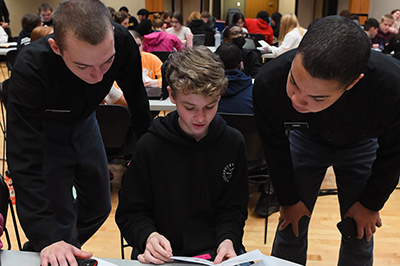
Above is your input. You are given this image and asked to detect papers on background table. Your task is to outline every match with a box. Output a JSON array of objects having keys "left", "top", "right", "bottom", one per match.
[
  {"left": 93, "top": 257, "right": 119, "bottom": 266},
  {"left": 171, "top": 249, "right": 301, "bottom": 266},
  {"left": 257, "top": 40, "right": 269, "bottom": 52}
]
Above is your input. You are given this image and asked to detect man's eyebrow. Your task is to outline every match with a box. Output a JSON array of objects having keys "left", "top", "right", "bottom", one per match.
[
  {"left": 290, "top": 69, "right": 330, "bottom": 99},
  {"left": 72, "top": 53, "right": 116, "bottom": 67}
]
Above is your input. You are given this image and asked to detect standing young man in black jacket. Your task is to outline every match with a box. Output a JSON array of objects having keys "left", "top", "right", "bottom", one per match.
[
  {"left": 254, "top": 16, "right": 400, "bottom": 266},
  {"left": 6, "top": 0, "right": 152, "bottom": 265}
]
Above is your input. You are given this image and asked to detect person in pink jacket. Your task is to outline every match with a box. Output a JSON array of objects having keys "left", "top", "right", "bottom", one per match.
[
  {"left": 142, "top": 14, "right": 183, "bottom": 52},
  {"left": 245, "top": 11, "right": 274, "bottom": 44}
]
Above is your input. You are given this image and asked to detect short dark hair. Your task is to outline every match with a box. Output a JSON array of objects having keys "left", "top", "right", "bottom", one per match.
[
  {"left": 364, "top": 18, "right": 379, "bottom": 31},
  {"left": 21, "top": 13, "right": 41, "bottom": 30},
  {"left": 53, "top": 0, "right": 113, "bottom": 53},
  {"left": 257, "top": 11, "right": 269, "bottom": 23},
  {"left": 172, "top": 11, "right": 183, "bottom": 25},
  {"left": 38, "top": 3, "right": 53, "bottom": 12},
  {"left": 215, "top": 43, "right": 242, "bottom": 70},
  {"left": 297, "top": 15, "right": 370, "bottom": 87},
  {"left": 119, "top": 6, "right": 129, "bottom": 13},
  {"left": 137, "top": 8, "right": 149, "bottom": 18}
]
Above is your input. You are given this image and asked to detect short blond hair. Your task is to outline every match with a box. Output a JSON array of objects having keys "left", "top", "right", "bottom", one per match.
[{"left": 166, "top": 46, "right": 227, "bottom": 98}]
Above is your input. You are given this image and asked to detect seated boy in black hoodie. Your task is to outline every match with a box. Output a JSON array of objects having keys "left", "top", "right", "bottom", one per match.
[{"left": 116, "top": 46, "right": 249, "bottom": 264}]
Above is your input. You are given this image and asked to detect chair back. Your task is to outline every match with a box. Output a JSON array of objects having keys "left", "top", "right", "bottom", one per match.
[
  {"left": 249, "top": 33, "right": 266, "bottom": 42},
  {"left": 218, "top": 113, "right": 267, "bottom": 176},
  {"left": 150, "top": 51, "right": 172, "bottom": 63},
  {"left": 193, "top": 34, "right": 206, "bottom": 46},
  {"left": 95, "top": 104, "right": 135, "bottom": 159}
]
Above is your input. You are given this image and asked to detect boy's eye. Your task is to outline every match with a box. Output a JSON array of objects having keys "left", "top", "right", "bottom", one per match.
[
  {"left": 77, "top": 66, "right": 87, "bottom": 70},
  {"left": 185, "top": 106, "right": 195, "bottom": 111},
  {"left": 312, "top": 97, "right": 324, "bottom": 102},
  {"left": 205, "top": 105, "right": 215, "bottom": 110}
]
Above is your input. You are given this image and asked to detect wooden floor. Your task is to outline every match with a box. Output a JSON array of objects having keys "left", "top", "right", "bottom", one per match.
[{"left": 0, "top": 62, "right": 400, "bottom": 265}]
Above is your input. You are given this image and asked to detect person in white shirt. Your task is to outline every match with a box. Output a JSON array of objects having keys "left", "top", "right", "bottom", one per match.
[
  {"left": 166, "top": 11, "right": 192, "bottom": 45},
  {"left": 262, "top": 13, "right": 306, "bottom": 57},
  {"left": 0, "top": 25, "right": 8, "bottom": 43}
]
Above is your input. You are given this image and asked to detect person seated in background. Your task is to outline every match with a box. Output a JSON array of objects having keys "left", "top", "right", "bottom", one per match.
[
  {"left": 372, "top": 14, "right": 395, "bottom": 53},
  {"left": 112, "top": 11, "right": 129, "bottom": 28},
  {"left": 136, "top": 8, "right": 152, "bottom": 36},
  {"left": 163, "top": 11, "right": 173, "bottom": 29},
  {"left": 142, "top": 14, "right": 183, "bottom": 52},
  {"left": 271, "top": 12, "right": 282, "bottom": 42},
  {"left": 245, "top": 11, "right": 273, "bottom": 44},
  {"left": 187, "top": 11, "right": 213, "bottom": 33},
  {"left": 231, "top": 12, "right": 248, "bottom": 34},
  {"left": 201, "top": 11, "right": 216, "bottom": 29},
  {"left": 0, "top": 22, "right": 8, "bottom": 43},
  {"left": 38, "top": 3, "right": 53, "bottom": 27},
  {"left": 223, "top": 25, "right": 262, "bottom": 78},
  {"left": 119, "top": 6, "right": 138, "bottom": 30},
  {"left": 30, "top": 25, "right": 53, "bottom": 43},
  {"left": 390, "top": 9, "right": 400, "bottom": 34},
  {"left": 364, "top": 18, "right": 380, "bottom": 49},
  {"left": 116, "top": 46, "right": 248, "bottom": 264},
  {"left": 166, "top": 11, "right": 193, "bottom": 46},
  {"left": 262, "top": 13, "right": 306, "bottom": 57},
  {"left": 17, "top": 13, "right": 41, "bottom": 50},
  {"left": 215, "top": 43, "right": 253, "bottom": 114}
]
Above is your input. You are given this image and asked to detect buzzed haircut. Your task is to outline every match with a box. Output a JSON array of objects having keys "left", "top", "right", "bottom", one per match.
[
  {"left": 215, "top": 43, "right": 242, "bottom": 70},
  {"left": 119, "top": 6, "right": 129, "bottom": 13},
  {"left": 364, "top": 18, "right": 379, "bottom": 31},
  {"left": 381, "top": 14, "right": 394, "bottom": 22},
  {"left": 53, "top": 0, "right": 113, "bottom": 53},
  {"left": 297, "top": 15, "right": 370, "bottom": 88},
  {"left": 137, "top": 8, "right": 149, "bottom": 18}
]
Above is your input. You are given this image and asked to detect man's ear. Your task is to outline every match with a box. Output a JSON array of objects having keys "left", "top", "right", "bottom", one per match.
[
  {"left": 167, "top": 86, "right": 175, "bottom": 104},
  {"left": 345, "top": 73, "right": 364, "bottom": 91},
  {"left": 48, "top": 38, "right": 61, "bottom": 56}
]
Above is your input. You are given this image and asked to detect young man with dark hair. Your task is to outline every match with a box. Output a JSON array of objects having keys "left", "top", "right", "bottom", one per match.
[
  {"left": 7, "top": 0, "right": 152, "bottom": 265},
  {"left": 116, "top": 46, "right": 248, "bottom": 264},
  {"left": 364, "top": 18, "right": 379, "bottom": 49},
  {"left": 254, "top": 15, "right": 400, "bottom": 266},
  {"left": 38, "top": 2, "right": 54, "bottom": 26},
  {"left": 136, "top": 8, "right": 152, "bottom": 36},
  {"left": 215, "top": 42, "right": 252, "bottom": 114},
  {"left": 17, "top": 13, "right": 42, "bottom": 50}
]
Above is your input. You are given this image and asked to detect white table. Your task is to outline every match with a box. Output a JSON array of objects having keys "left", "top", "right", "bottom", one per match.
[
  {"left": 149, "top": 97, "right": 176, "bottom": 111},
  {"left": 0, "top": 42, "right": 17, "bottom": 56}
]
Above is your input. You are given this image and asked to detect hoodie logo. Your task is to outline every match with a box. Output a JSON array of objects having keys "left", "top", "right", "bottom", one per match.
[{"left": 222, "top": 163, "right": 234, "bottom": 183}]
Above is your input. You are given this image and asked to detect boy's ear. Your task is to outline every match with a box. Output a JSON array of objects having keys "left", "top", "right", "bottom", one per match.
[
  {"left": 167, "top": 86, "right": 176, "bottom": 104},
  {"left": 48, "top": 38, "right": 61, "bottom": 56}
]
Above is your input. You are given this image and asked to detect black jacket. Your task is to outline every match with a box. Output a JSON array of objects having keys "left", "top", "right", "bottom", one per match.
[
  {"left": 116, "top": 111, "right": 248, "bottom": 258},
  {"left": 6, "top": 23, "right": 152, "bottom": 251},
  {"left": 253, "top": 49, "right": 400, "bottom": 212}
]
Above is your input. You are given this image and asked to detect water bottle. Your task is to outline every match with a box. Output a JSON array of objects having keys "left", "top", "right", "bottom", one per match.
[{"left": 215, "top": 28, "right": 221, "bottom": 49}]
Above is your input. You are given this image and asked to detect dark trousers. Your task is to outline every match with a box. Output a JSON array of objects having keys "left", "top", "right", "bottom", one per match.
[
  {"left": 42, "top": 112, "right": 111, "bottom": 247},
  {"left": 272, "top": 130, "right": 378, "bottom": 266}
]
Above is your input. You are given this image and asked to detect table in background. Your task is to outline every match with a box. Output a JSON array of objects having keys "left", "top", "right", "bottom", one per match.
[
  {"left": 149, "top": 97, "right": 176, "bottom": 116},
  {"left": 0, "top": 42, "right": 17, "bottom": 56}
]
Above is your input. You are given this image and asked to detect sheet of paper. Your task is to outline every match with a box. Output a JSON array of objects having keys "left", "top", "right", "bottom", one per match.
[
  {"left": 253, "top": 257, "right": 302, "bottom": 266},
  {"left": 142, "top": 72, "right": 154, "bottom": 83},
  {"left": 93, "top": 257, "right": 119, "bottom": 266},
  {"left": 258, "top": 40, "right": 268, "bottom": 48}
]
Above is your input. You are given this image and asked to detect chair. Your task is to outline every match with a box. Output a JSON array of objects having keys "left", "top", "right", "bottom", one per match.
[
  {"left": 217, "top": 112, "right": 271, "bottom": 243},
  {"left": 6, "top": 49, "right": 19, "bottom": 72},
  {"left": 95, "top": 104, "right": 136, "bottom": 162},
  {"left": 192, "top": 31, "right": 215, "bottom": 46},
  {"left": 193, "top": 34, "right": 206, "bottom": 46},
  {"left": 150, "top": 51, "right": 172, "bottom": 63},
  {"left": 249, "top": 33, "right": 266, "bottom": 42}
]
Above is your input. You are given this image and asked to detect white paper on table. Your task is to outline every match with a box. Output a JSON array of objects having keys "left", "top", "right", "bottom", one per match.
[
  {"left": 172, "top": 249, "right": 270, "bottom": 266},
  {"left": 93, "top": 257, "right": 119, "bottom": 266},
  {"left": 257, "top": 40, "right": 268, "bottom": 48},
  {"left": 142, "top": 71, "right": 154, "bottom": 83}
]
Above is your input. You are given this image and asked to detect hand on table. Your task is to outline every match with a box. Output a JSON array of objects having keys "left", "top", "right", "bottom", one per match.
[
  {"left": 344, "top": 201, "right": 382, "bottom": 241},
  {"left": 278, "top": 201, "right": 311, "bottom": 237},
  {"left": 40, "top": 240, "right": 92, "bottom": 266},
  {"left": 138, "top": 232, "right": 173, "bottom": 264},
  {"left": 214, "top": 239, "right": 236, "bottom": 264}
]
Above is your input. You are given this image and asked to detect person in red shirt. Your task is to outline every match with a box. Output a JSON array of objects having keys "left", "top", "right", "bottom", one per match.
[{"left": 245, "top": 11, "right": 273, "bottom": 44}]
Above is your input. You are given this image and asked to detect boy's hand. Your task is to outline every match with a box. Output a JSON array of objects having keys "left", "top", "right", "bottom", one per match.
[
  {"left": 344, "top": 201, "right": 382, "bottom": 241},
  {"left": 40, "top": 240, "right": 92, "bottom": 266},
  {"left": 278, "top": 201, "right": 311, "bottom": 237},
  {"left": 138, "top": 232, "right": 173, "bottom": 264},
  {"left": 144, "top": 80, "right": 159, "bottom": 88},
  {"left": 214, "top": 239, "right": 236, "bottom": 264}
]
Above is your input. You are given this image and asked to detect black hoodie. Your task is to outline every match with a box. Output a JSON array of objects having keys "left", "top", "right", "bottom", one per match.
[{"left": 116, "top": 111, "right": 249, "bottom": 258}]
